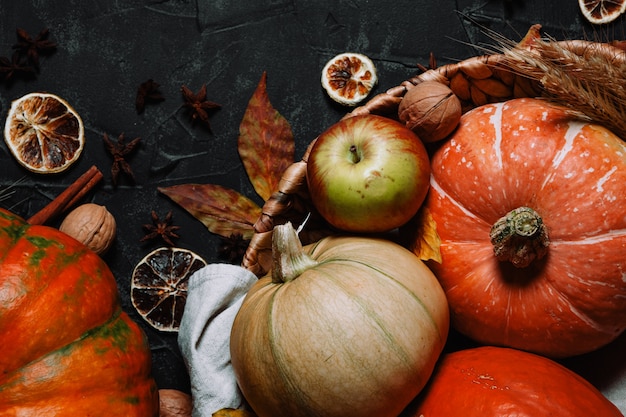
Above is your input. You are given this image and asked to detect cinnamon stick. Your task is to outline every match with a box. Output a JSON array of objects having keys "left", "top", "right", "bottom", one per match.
[{"left": 27, "top": 165, "right": 104, "bottom": 225}]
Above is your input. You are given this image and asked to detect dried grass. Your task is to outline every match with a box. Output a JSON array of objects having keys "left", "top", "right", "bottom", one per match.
[{"left": 492, "top": 26, "right": 626, "bottom": 139}]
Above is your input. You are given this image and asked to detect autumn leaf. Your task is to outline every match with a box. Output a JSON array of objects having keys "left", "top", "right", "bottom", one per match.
[
  {"left": 411, "top": 207, "right": 442, "bottom": 263},
  {"left": 159, "top": 72, "right": 294, "bottom": 249},
  {"left": 238, "top": 71, "right": 295, "bottom": 201},
  {"left": 213, "top": 408, "right": 258, "bottom": 417},
  {"left": 158, "top": 184, "right": 261, "bottom": 240}
]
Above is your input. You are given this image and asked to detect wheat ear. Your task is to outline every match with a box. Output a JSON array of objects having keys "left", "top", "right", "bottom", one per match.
[{"left": 496, "top": 26, "right": 626, "bottom": 139}]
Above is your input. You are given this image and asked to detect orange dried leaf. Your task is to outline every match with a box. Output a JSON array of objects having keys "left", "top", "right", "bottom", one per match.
[
  {"left": 212, "top": 408, "right": 258, "bottom": 417},
  {"left": 158, "top": 184, "right": 261, "bottom": 239},
  {"left": 412, "top": 207, "right": 442, "bottom": 263},
  {"left": 238, "top": 71, "right": 295, "bottom": 202},
  {"left": 517, "top": 24, "right": 542, "bottom": 49}
]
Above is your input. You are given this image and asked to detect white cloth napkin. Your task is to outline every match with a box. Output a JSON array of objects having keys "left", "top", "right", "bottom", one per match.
[{"left": 178, "top": 263, "right": 257, "bottom": 417}]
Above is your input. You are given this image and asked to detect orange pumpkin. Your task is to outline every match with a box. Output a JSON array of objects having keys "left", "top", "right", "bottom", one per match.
[
  {"left": 0, "top": 208, "right": 159, "bottom": 416},
  {"left": 230, "top": 223, "right": 449, "bottom": 417},
  {"left": 422, "top": 97, "right": 626, "bottom": 357},
  {"left": 400, "top": 346, "right": 623, "bottom": 416}
]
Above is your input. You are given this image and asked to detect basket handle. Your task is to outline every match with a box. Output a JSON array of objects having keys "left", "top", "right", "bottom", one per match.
[{"left": 241, "top": 26, "right": 626, "bottom": 277}]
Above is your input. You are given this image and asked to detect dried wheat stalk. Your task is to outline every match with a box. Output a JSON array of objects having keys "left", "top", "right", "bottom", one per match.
[{"left": 493, "top": 26, "right": 626, "bottom": 139}]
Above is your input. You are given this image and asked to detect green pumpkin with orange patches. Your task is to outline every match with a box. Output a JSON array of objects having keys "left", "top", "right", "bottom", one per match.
[{"left": 0, "top": 208, "right": 159, "bottom": 416}]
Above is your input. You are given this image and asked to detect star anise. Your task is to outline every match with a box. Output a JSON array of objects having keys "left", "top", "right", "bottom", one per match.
[
  {"left": 181, "top": 84, "right": 221, "bottom": 131},
  {"left": 136, "top": 79, "right": 165, "bottom": 114},
  {"left": 218, "top": 233, "right": 250, "bottom": 264},
  {"left": 0, "top": 51, "right": 35, "bottom": 83},
  {"left": 102, "top": 132, "right": 141, "bottom": 185},
  {"left": 141, "top": 210, "right": 180, "bottom": 246},
  {"left": 12, "top": 28, "right": 57, "bottom": 70}
]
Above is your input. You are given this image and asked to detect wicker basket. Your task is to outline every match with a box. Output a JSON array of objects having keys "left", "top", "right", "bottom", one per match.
[{"left": 241, "top": 24, "right": 626, "bottom": 277}]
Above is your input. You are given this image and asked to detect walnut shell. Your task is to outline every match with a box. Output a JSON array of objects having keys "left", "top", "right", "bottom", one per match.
[
  {"left": 398, "top": 81, "right": 462, "bottom": 143},
  {"left": 59, "top": 203, "right": 116, "bottom": 255},
  {"left": 159, "top": 389, "right": 192, "bottom": 417}
]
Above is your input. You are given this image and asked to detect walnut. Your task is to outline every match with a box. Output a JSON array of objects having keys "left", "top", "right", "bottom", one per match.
[
  {"left": 398, "top": 81, "right": 462, "bottom": 143},
  {"left": 159, "top": 389, "right": 192, "bottom": 417},
  {"left": 59, "top": 203, "right": 116, "bottom": 255}
]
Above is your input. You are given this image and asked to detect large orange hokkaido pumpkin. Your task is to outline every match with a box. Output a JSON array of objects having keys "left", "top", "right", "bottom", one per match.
[
  {"left": 230, "top": 223, "right": 449, "bottom": 417},
  {"left": 0, "top": 208, "right": 159, "bottom": 416},
  {"left": 400, "top": 346, "right": 623, "bottom": 416},
  {"left": 422, "top": 97, "right": 626, "bottom": 357}
]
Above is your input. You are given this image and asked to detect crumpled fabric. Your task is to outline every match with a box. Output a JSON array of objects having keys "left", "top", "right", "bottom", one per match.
[{"left": 178, "top": 263, "right": 257, "bottom": 417}]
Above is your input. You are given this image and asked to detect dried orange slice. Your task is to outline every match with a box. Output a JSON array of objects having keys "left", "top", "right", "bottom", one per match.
[
  {"left": 4, "top": 92, "right": 85, "bottom": 173},
  {"left": 321, "top": 52, "right": 378, "bottom": 106},
  {"left": 131, "top": 247, "right": 207, "bottom": 332},
  {"left": 579, "top": 0, "right": 626, "bottom": 24}
]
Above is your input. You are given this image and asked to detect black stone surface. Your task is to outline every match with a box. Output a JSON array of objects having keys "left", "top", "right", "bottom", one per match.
[{"left": 0, "top": 0, "right": 624, "bottom": 409}]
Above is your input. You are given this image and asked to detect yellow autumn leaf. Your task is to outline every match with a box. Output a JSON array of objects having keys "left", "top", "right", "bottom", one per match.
[{"left": 411, "top": 206, "right": 442, "bottom": 263}]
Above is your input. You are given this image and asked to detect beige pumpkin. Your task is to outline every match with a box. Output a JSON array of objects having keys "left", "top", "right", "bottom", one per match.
[{"left": 230, "top": 223, "right": 449, "bottom": 417}]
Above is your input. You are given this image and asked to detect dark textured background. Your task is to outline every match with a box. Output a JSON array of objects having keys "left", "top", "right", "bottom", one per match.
[{"left": 1, "top": 0, "right": 625, "bottom": 409}]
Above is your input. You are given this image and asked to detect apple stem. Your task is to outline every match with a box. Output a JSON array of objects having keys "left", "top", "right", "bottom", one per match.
[
  {"left": 271, "top": 222, "right": 319, "bottom": 283},
  {"left": 349, "top": 144, "right": 361, "bottom": 163}
]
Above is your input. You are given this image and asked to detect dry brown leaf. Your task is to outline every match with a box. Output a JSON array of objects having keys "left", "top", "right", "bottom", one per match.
[
  {"left": 238, "top": 71, "right": 295, "bottom": 201},
  {"left": 160, "top": 72, "right": 295, "bottom": 251},
  {"left": 411, "top": 206, "right": 442, "bottom": 263},
  {"left": 158, "top": 184, "right": 261, "bottom": 240}
]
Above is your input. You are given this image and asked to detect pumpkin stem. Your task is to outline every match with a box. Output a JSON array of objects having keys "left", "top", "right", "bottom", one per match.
[
  {"left": 271, "top": 222, "right": 319, "bottom": 283},
  {"left": 489, "top": 207, "right": 550, "bottom": 268}
]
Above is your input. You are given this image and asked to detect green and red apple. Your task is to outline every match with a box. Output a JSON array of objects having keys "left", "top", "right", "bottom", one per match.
[{"left": 307, "top": 114, "right": 430, "bottom": 233}]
